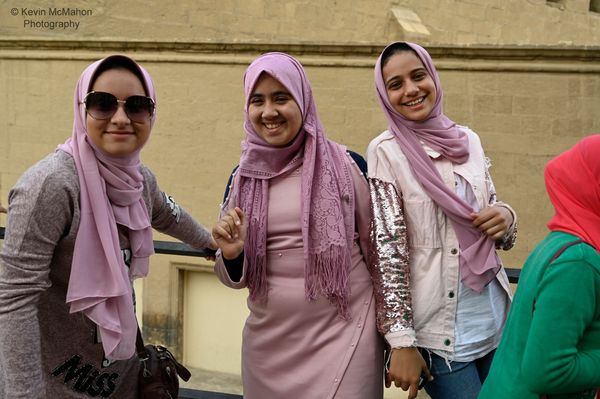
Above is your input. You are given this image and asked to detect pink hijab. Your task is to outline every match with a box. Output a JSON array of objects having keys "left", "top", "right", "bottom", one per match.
[
  {"left": 58, "top": 55, "right": 156, "bottom": 360},
  {"left": 374, "top": 42, "right": 500, "bottom": 292},
  {"left": 225, "top": 52, "right": 355, "bottom": 318},
  {"left": 545, "top": 134, "right": 600, "bottom": 252}
]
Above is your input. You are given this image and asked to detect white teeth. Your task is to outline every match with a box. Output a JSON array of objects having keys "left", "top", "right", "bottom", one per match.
[
  {"left": 265, "top": 123, "right": 282, "bottom": 129},
  {"left": 405, "top": 97, "right": 425, "bottom": 106}
]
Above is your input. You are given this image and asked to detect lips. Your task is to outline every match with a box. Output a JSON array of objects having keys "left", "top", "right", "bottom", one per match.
[
  {"left": 106, "top": 131, "right": 133, "bottom": 135},
  {"left": 402, "top": 96, "right": 426, "bottom": 107},
  {"left": 263, "top": 121, "right": 285, "bottom": 133}
]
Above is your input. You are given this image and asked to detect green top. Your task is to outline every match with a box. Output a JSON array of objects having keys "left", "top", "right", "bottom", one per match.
[{"left": 479, "top": 231, "right": 600, "bottom": 399}]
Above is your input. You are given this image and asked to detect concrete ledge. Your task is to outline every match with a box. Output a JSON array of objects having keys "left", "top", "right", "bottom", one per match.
[{"left": 1, "top": 39, "right": 600, "bottom": 73}]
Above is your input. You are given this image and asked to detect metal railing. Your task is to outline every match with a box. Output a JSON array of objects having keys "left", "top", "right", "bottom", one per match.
[{"left": 0, "top": 226, "right": 521, "bottom": 398}]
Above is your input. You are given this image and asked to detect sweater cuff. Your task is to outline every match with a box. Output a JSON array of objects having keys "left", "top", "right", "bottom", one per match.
[{"left": 223, "top": 251, "right": 244, "bottom": 282}]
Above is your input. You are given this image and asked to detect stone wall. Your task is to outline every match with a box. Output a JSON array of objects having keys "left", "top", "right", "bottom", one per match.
[{"left": 1, "top": 0, "right": 599, "bottom": 45}]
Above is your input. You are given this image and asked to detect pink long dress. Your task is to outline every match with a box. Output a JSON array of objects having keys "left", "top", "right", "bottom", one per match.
[{"left": 214, "top": 155, "right": 383, "bottom": 399}]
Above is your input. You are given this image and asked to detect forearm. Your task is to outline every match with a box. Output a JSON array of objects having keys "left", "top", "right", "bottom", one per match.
[
  {"left": 0, "top": 292, "right": 45, "bottom": 398},
  {"left": 485, "top": 167, "right": 518, "bottom": 250},
  {"left": 493, "top": 202, "right": 518, "bottom": 250},
  {"left": 152, "top": 192, "right": 213, "bottom": 249},
  {"left": 368, "top": 178, "right": 415, "bottom": 345}
]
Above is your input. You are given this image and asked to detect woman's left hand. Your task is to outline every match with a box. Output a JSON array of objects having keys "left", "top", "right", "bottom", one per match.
[{"left": 471, "top": 205, "right": 513, "bottom": 241}]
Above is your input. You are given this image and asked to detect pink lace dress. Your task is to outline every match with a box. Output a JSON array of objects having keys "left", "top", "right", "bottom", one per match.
[{"left": 214, "top": 155, "right": 383, "bottom": 399}]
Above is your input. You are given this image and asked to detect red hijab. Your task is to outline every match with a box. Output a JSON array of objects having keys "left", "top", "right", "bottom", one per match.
[{"left": 545, "top": 134, "right": 600, "bottom": 252}]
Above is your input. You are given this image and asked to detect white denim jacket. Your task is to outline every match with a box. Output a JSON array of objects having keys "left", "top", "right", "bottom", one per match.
[{"left": 366, "top": 127, "right": 517, "bottom": 353}]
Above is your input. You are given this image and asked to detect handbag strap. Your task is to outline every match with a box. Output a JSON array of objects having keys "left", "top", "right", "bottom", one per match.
[
  {"left": 533, "top": 239, "right": 583, "bottom": 314},
  {"left": 536, "top": 239, "right": 584, "bottom": 399},
  {"left": 136, "top": 325, "right": 147, "bottom": 359}
]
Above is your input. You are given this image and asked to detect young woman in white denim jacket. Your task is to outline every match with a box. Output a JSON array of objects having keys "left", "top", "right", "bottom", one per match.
[{"left": 367, "top": 42, "right": 517, "bottom": 399}]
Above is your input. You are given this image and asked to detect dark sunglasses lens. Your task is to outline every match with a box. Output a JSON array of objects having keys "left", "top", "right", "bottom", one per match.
[
  {"left": 85, "top": 92, "right": 117, "bottom": 120},
  {"left": 124, "top": 96, "right": 154, "bottom": 122}
]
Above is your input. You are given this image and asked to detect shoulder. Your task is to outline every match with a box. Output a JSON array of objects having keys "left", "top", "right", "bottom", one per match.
[
  {"left": 9, "top": 151, "right": 79, "bottom": 215},
  {"left": 555, "top": 239, "right": 600, "bottom": 274},
  {"left": 530, "top": 233, "right": 600, "bottom": 277},
  {"left": 457, "top": 125, "right": 483, "bottom": 148},
  {"left": 345, "top": 150, "right": 367, "bottom": 179},
  {"left": 367, "top": 130, "right": 396, "bottom": 154},
  {"left": 223, "top": 165, "right": 240, "bottom": 203},
  {"left": 15, "top": 150, "right": 78, "bottom": 192},
  {"left": 139, "top": 163, "right": 157, "bottom": 187}
]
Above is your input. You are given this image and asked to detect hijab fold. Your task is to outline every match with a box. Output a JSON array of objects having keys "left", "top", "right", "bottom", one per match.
[
  {"left": 58, "top": 55, "right": 156, "bottom": 360},
  {"left": 374, "top": 42, "right": 500, "bottom": 292},
  {"left": 545, "top": 135, "right": 600, "bottom": 253},
  {"left": 224, "top": 52, "right": 355, "bottom": 318}
]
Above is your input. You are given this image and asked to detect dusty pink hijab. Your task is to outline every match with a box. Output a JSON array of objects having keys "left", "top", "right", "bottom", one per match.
[
  {"left": 225, "top": 52, "right": 355, "bottom": 318},
  {"left": 374, "top": 42, "right": 500, "bottom": 292},
  {"left": 58, "top": 55, "right": 156, "bottom": 360}
]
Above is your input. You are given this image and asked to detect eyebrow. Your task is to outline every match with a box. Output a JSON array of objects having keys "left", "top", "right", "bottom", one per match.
[{"left": 250, "top": 90, "right": 291, "bottom": 98}]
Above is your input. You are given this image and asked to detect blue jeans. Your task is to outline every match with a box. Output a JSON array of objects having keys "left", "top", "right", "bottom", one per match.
[{"left": 420, "top": 349, "right": 495, "bottom": 399}]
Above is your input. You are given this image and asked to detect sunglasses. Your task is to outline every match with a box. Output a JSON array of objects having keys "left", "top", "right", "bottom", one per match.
[{"left": 81, "top": 91, "right": 155, "bottom": 123}]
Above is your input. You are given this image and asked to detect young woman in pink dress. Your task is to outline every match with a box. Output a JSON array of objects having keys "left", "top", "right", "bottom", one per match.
[{"left": 212, "top": 52, "right": 384, "bottom": 399}]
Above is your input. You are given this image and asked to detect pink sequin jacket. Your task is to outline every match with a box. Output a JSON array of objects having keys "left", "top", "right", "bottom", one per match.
[{"left": 366, "top": 127, "right": 517, "bottom": 353}]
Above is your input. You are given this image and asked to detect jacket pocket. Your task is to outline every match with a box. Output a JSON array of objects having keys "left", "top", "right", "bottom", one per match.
[{"left": 403, "top": 198, "right": 443, "bottom": 248}]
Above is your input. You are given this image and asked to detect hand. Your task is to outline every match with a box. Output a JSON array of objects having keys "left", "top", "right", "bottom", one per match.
[
  {"left": 385, "top": 347, "right": 433, "bottom": 399},
  {"left": 212, "top": 207, "right": 247, "bottom": 260},
  {"left": 471, "top": 205, "right": 513, "bottom": 241},
  {"left": 203, "top": 238, "right": 219, "bottom": 261}
]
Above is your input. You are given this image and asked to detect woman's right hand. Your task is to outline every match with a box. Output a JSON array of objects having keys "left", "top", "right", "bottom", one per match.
[
  {"left": 386, "top": 347, "right": 433, "bottom": 399},
  {"left": 212, "top": 207, "right": 247, "bottom": 260}
]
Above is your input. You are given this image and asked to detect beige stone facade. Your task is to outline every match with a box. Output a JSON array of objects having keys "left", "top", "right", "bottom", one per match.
[{"left": 1, "top": 1, "right": 599, "bottom": 397}]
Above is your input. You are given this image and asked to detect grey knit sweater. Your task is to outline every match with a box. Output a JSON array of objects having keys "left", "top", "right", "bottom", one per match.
[{"left": 0, "top": 150, "right": 213, "bottom": 398}]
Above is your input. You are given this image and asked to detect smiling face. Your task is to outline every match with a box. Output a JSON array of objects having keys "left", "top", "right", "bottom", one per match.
[
  {"left": 248, "top": 73, "right": 303, "bottom": 147},
  {"left": 85, "top": 68, "right": 151, "bottom": 157},
  {"left": 382, "top": 50, "right": 437, "bottom": 122}
]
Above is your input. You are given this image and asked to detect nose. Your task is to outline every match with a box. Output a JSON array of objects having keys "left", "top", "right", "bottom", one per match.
[
  {"left": 262, "top": 101, "right": 278, "bottom": 119},
  {"left": 404, "top": 80, "right": 419, "bottom": 97},
  {"left": 110, "top": 102, "right": 131, "bottom": 125}
]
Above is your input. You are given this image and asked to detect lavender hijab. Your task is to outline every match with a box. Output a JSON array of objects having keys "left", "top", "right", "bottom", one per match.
[
  {"left": 58, "top": 55, "right": 155, "bottom": 360},
  {"left": 225, "top": 52, "right": 354, "bottom": 317},
  {"left": 374, "top": 42, "right": 500, "bottom": 292}
]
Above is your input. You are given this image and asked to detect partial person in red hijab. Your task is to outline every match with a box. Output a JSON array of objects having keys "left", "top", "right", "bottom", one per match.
[
  {"left": 480, "top": 134, "right": 600, "bottom": 399},
  {"left": 212, "top": 52, "right": 383, "bottom": 399}
]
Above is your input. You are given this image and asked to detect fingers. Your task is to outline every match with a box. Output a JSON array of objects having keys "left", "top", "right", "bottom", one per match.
[
  {"left": 384, "top": 373, "right": 391, "bottom": 388},
  {"left": 422, "top": 364, "right": 434, "bottom": 383},
  {"left": 233, "top": 207, "right": 246, "bottom": 226},
  {"left": 408, "top": 384, "right": 418, "bottom": 399},
  {"left": 214, "top": 208, "right": 244, "bottom": 240},
  {"left": 471, "top": 206, "right": 510, "bottom": 239}
]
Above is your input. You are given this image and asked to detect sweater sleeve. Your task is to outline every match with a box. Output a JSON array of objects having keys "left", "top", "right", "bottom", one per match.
[
  {"left": 142, "top": 167, "right": 213, "bottom": 249},
  {"left": 521, "top": 256, "right": 600, "bottom": 394},
  {"left": 366, "top": 139, "right": 416, "bottom": 348},
  {"left": 212, "top": 170, "right": 248, "bottom": 289},
  {"left": 0, "top": 159, "right": 77, "bottom": 398}
]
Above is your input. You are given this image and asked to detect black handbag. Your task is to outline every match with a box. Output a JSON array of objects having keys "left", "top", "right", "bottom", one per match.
[{"left": 136, "top": 326, "right": 191, "bottom": 398}]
